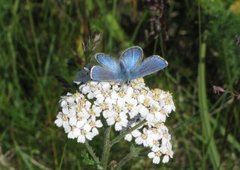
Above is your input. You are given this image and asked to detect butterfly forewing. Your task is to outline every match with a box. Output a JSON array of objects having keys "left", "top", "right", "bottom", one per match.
[
  {"left": 130, "top": 55, "right": 168, "bottom": 80},
  {"left": 95, "top": 53, "right": 120, "bottom": 72},
  {"left": 90, "top": 65, "right": 119, "bottom": 82},
  {"left": 120, "top": 46, "right": 143, "bottom": 71}
]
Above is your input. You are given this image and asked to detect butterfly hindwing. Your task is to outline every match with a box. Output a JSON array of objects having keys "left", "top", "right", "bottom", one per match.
[
  {"left": 90, "top": 65, "right": 119, "bottom": 82},
  {"left": 130, "top": 55, "right": 168, "bottom": 80},
  {"left": 120, "top": 46, "right": 143, "bottom": 71},
  {"left": 75, "top": 71, "right": 91, "bottom": 83},
  {"left": 95, "top": 53, "right": 120, "bottom": 72}
]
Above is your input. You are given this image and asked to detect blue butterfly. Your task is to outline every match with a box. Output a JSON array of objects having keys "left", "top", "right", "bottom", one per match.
[{"left": 90, "top": 46, "right": 168, "bottom": 83}]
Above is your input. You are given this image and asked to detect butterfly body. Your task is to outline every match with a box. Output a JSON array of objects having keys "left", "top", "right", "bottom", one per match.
[
  {"left": 119, "top": 61, "right": 132, "bottom": 82},
  {"left": 90, "top": 46, "right": 168, "bottom": 83}
]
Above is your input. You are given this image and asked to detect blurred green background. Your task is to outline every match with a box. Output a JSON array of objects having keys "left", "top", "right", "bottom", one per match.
[{"left": 1, "top": 0, "right": 240, "bottom": 169}]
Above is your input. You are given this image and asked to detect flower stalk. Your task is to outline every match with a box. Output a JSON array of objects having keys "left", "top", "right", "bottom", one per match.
[
  {"left": 85, "top": 141, "right": 101, "bottom": 168},
  {"left": 101, "top": 126, "right": 112, "bottom": 170},
  {"left": 110, "top": 120, "right": 146, "bottom": 147},
  {"left": 114, "top": 146, "right": 142, "bottom": 170},
  {"left": 114, "top": 152, "right": 132, "bottom": 170}
]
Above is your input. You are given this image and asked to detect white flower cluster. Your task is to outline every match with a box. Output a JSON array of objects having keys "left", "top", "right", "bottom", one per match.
[{"left": 55, "top": 78, "right": 175, "bottom": 164}]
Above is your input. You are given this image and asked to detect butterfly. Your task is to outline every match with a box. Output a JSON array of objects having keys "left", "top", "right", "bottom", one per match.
[{"left": 90, "top": 46, "right": 168, "bottom": 83}]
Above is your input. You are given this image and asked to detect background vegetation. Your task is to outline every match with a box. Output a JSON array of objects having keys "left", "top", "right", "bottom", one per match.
[{"left": 0, "top": 0, "right": 240, "bottom": 169}]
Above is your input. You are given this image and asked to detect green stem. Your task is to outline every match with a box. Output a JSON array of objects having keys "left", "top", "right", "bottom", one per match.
[
  {"left": 57, "top": 142, "right": 67, "bottom": 170},
  {"left": 198, "top": 2, "right": 221, "bottom": 170},
  {"left": 85, "top": 141, "right": 101, "bottom": 168},
  {"left": 113, "top": 146, "right": 142, "bottom": 169},
  {"left": 101, "top": 126, "right": 112, "bottom": 170},
  {"left": 114, "top": 152, "right": 132, "bottom": 170},
  {"left": 198, "top": 35, "right": 221, "bottom": 170},
  {"left": 110, "top": 120, "right": 146, "bottom": 147}
]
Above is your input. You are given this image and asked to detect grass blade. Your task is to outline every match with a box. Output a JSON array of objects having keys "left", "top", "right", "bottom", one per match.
[{"left": 198, "top": 42, "right": 221, "bottom": 170}]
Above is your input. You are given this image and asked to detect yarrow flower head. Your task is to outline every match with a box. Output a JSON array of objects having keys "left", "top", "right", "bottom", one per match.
[{"left": 55, "top": 78, "right": 175, "bottom": 164}]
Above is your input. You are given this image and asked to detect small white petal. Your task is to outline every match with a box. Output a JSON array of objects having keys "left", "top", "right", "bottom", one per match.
[
  {"left": 73, "top": 128, "right": 81, "bottom": 137},
  {"left": 60, "top": 100, "right": 67, "bottom": 107},
  {"left": 117, "top": 98, "right": 125, "bottom": 107},
  {"left": 77, "top": 135, "right": 86, "bottom": 143},
  {"left": 102, "top": 83, "right": 111, "bottom": 90},
  {"left": 153, "top": 156, "right": 160, "bottom": 164},
  {"left": 93, "top": 90, "right": 101, "bottom": 95},
  {"left": 105, "top": 97, "right": 115, "bottom": 105},
  {"left": 66, "top": 96, "right": 74, "bottom": 103},
  {"left": 155, "top": 113, "right": 166, "bottom": 122},
  {"left": 81, "top": 86, "right": 91, "bottom": 94},
  {"left": 163, "top": 105, "right": 171, "bottom": 113},
  {"left": 143, "top": 140, "right": 149, "bottom": 147},
  {"left": 137, "top": 95, "right": 145, "bottom": 103},
  {"left": 150, "top": 100, "right": 159, "bottom": 107},
  {"left": 67, "top": 131, "right": 75, "bottom": 139},
  {"left": 87, "top": 93, "right": 94, "bottom": 99},
  {"left": 135, "top": 137, "right": 143, "bottom": 145},
  {"left": 162, "top": 155, "right": 170, "bottom": 163},
  {"left": 107, "top": 118, "right": 115, "bottom": 126},
  {"left": 129, "top": 110, "right": 138, "bottom": 118},
  {"left": 111, "top": 91, "right": 118, "bottom": 99},
  {"left": 172, "top": 104, "right": 176, "bottom": 112},
  {"left": 95, "top": 94, "right": 105, "bottom": 103},
  {"left": 95, "top": 120, "right": 103, "bottom": 128},
  {"left": 93, "top": 106, "right": 102, "bottom": 116},
  {"left": 148, "top": 152, "right": 155, "bottom": 159},
  {"left": 84, "top": 124, "right": 92, "bottom": 132},
  {"left": 69, "top": 117, "right": 77, "bottom": 126},
  {"left": 62, "top": 108, "right": 68, "bottom": 114},
  {"left": 63, "top": 121, "right": 70, "bottom": 129},
  {"left": 103, "top": 110, "right": 110, "bottom": 118},
  {"left": 139, "top": 105, "right": 149, "bottom": 117},
  {"left": 121, "top": 119, "right": 128, "bottom": 127},
  {"left": 119, "top": 112, "right": 127, "bottom": 119},
  {"left": 54, "top": 119, "right": 63, "bottom": 127},
  {"left": 124, "top": 134, "right": 132, "bottom": 141},
  {"left": 146, "top": 114, "right": 155, "bottom": 123},
  {"left": 151, "top": 146, "right": 160, "bottom": 152},
  {"left": 85, "top": 101, "right": 92, "bottom": 110},
  {"left": 76, "top": 119, "right": 87, "bottom": 128},
  {"left": 115, "top": 123, "right": 122, "bottom": 131},
  {"left": 132, "top": 130, "right": 141, "bottom": 137},
  {"left": 90, "top": 81, "right": 98, "bottom": 86},
  {"left": 63, "top": 125, "right": 71, "bottom": 133},
  {"left": 92, "top": 128, "right": 99, "bottom": 136},
  {"left": 147, "top": 138, "right": 154, "bottom": 147},
  {"left": 69, "top": 109, "right": 76, "bottom": 117},
  {"left": 126, "top": 87, "right": 133, "bottom": 96},
  {"left": 86, "top": 132, "right": 94, "bottom": 140}
]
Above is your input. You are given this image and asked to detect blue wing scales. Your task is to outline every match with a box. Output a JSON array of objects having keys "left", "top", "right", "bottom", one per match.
[
  {"left": 90, "top": 66, "right": 121, "bottom": 82},
  {"left": 120, "top": 46, "right": 143, "bottom": 71},
  {"left": 130, "top": 55, "right": 168, "bottom": 80},
  {"left": 95, "top": 53, "right": 120, "bottom": 72}
]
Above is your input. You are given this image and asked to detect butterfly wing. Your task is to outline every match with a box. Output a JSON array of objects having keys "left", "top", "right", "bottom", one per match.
[
  {"left": 130, "top": 55, "right": 168, "bottom": 80},
  {"left": 120, "top": 46, "right": 143, "bottom": 71},
  {"left": 90, "top": 65, "right": 122, "bottom": 82},
  {"left": 74, "top": 71, "right": 91, "bottom": 83},
  {"left": 95, "top": 53, "right": 120, "bottom": 71},
  {"left": 92, "top": 53, "right": 123, "bottom": 82}
]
